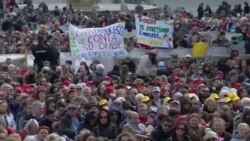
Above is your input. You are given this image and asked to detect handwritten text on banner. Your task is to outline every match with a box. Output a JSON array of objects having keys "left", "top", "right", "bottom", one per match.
[
  {"left": 69, "top": 23, "right": 128, "bottom": 60},
  {"left": 135, "top": 14, "right": 174, "bottom": 48}
]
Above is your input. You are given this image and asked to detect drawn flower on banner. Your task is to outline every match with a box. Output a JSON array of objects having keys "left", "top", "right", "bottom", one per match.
[
  {"left": 71, "top": 42, "right": 79, "bottom": 57},
  {"left": 78, "top": 39, "right": 85, "bottom": 46},
  {"left": 163, "top": 33, "right": 169, "bottom": 38}
]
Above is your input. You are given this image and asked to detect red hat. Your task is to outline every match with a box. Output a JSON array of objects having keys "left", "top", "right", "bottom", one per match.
[
  {"left": 14, "top": 87, "right": 22, "bottom": 92},
  {"left": 19, "top": 69, "right": 29, "bottom": 77},
  {"left": 216, "top": 71, "right": 224, "bottom": 79},
  {"left": 188, "top": 78, "right": 196, "bottom": 83},
  {"left": 160, "top": 82, "right": 167, "bottom": 87},
  {"left": 192, "top": 88, "right": 198, "bottom": 94},
  {"left": 5, "top": 127, "right": 14, "bottom": 135},
  {"left": 86, "top": 81, "right": 94, "bottom": 87},
  {"left": 233, "top": 83, "right": 241, "bottom": 90},
  {"left": 60, "top": 80, "right": 70, "bottom": 89},
  {"left": 175, "top": 83, "right": 183, "bottom": 90},
  {"left": 173, "top": 76, "right": 180, "bottom": 82},
  {"left": 196, "top": 77, "right": 204, "bottom": 85},
  {"left": 68, "top": 90, "right": 76, "bottom": 95},
  {"left": 105, "top": 86, "right": 114, "bottom": 95},
  {"left": 103, "top": 76, "right": 111, "bottom": 81},
  {"left": 60, "top": 85, "right": 68, "bottom": 89},
  {"left": 23, "top": 88, "right": 33, "bottom": 94}
]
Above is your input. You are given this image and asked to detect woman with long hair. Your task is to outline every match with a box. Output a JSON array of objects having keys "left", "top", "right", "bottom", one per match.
[
  {"left": 92, "top": 109, "right": 118, "bottom": 139},
  {"left": 0, "top": 101, "right": 16, "bottom": 130},
  {"left": 167, "top": 122, "right": 191, "bottom": 141},
  {"left": 76, "top": 129, "right": 97, "bottom": 141},
  {"left": 24, "top": 126, "right": 49, "bottom": 141},
  {"left": 34, "top": 86, "right": 47, "bottom": 105},
  {"left": 116, "top": 132, "right": 137, "bottom": 141},
  {"left": 203, "top": 98, "right": 217, "bottom": 114},
  {"left": 186, "top": 113, "right": 203, "bottom": 141},
  {"left": 151, "top": 116, "right": 173, "bottom": 141}
]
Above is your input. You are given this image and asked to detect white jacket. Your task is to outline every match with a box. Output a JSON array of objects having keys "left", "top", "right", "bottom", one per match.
[
  {"left": 136, "top": 54, "right": 153, "bottom": 77},
  {"left": 0, "top": 114, "right": 16, "bottom": 130}
]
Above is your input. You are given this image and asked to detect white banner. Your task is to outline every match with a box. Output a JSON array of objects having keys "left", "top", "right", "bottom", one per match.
[
  {"left": 135, "top": 14, "right": 174, "bottom": 48},
  {"left": 69, "top": 22, "right": 128, "bottom": 61}
]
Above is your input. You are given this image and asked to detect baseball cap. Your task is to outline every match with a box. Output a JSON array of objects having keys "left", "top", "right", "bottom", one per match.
[
  {"left": 163, "top": 97, "right": 172, "bottom": 103},
  {"left": 152, "top": 86, "right": 161, "bottom": 93},
  {"left": 218, "top": 97, "right": 231, "bottom": 103},
  {"left": 142, "top": 96, "right": 150, "bottom": 102}
]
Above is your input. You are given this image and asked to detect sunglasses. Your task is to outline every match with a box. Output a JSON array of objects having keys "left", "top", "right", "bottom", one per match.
[
  {"left": 176, "top": 127, "right": 185, "bottom": 131},
  {"left": 68, "top": 107, "right": 77, "bottom": 111},
  {"left": 76, "top": 88, "right": 82, "bottom": 90},
  {"left": 100, "top": 116, "right": 108, "bottom": 119},
  {"left": 111, "top": 112, "right": 118, "bottom": 116},
  {"left": 163, "top": 124, "right": 172, "bottom": 128},
  {"left": 114, "top": 103, "right": 121, "bottom": 106}
]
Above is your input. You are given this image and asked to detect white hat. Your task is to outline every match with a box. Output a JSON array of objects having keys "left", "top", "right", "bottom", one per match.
[
  {"left": 221, "top": 86, "right": 230, "bottom": 91},
  {"left": 229, "top": 88, "right": 237, "bottom": 93},
  {"left": 241, "top": 97, "right": 250, "bottom": 108},
  {"left": 152, "top": 86, "right": 161, "bottom": 93},
  {"left": 172, "top": 92, "right": 183, "bottom": 100},
  {"left": 219, "top": 89, "right": 230, "bottom": 98},
  {"left": 158, "top": 61, "right": 165, "bottom": 67},
  {"left": 68, "top": 83, "right": 76, "bottom": 89},
  {"left": 203, "top": 131, "right": 219, "bottom": 140},
  {"left": 135, "top": 93, "right": 144, "bottom": 101},
  {"left": 96, "top": 64, "right": 105, "bottom": 70},
  {"left": 185, "top": 54, "right": 192, "bottom": 58},
  {"left": 116, "top": 97, "right": 126, "bottom": 102}
]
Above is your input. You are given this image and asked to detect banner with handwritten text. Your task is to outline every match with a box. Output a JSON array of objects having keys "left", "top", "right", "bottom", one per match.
[
  {"left": 69, "top": 23, "right": 127, "bottom": 60},
  {"left": 135, "top": 14, "right": 174, "bottom": 48}
]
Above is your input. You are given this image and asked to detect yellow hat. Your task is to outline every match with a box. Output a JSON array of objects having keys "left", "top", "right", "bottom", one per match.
[
  {"left": 185, "top": 93, "right": 195, "bottom": 98},
  {"left": 206, "top": 97, "right": 215, "bottom": 103},
  {"left": 210, "top": 93, "right": 219, "bottom": 99},
  {"left": 142, "top": 96, "right": 150, "bottom": 102},
  {"left": 228, "top": 92, "right": 240, "bottom": 102},
  {"left": 170, "top": 100, "right": 180, "bottom": 105},
  {"left": 163, "top": 97, "right": 172, "bottom": 103},
  {"left": 218, "top": 97, "right": 231, "bottom": 103},
  {"left": 98, "top": 99, "right": 108, "bottom": 106}
]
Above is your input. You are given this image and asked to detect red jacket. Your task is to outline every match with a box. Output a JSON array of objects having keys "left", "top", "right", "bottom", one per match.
[
  {"left": 139, "top": 116, "right": 148, "bottom": 125},
  {"left": 18, "top": 129, "right": 27, "bottom": 140}
]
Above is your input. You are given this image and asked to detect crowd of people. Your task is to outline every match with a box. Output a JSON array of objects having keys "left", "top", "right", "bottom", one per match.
[
  {"left": 1, "top": 0, "right": 250, "bottom": 53},
  {"left": 0, "top": 0, "right": 250, "bottom": 141}
]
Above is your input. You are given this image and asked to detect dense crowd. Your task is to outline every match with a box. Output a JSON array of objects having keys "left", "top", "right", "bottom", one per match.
[
  {"left": 0, "top": 0, "right": 250, "bottom": 141},
  {"left": 1, "top": 1, "right": 250, "bottom": 53}
]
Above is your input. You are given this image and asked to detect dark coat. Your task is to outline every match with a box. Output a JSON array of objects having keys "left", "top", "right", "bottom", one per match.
[
  {"left": 151, "top": 127, "right": 171, "bottom": 141},
  {"left": 92, "top": 109, "right": 118, "bottom": 139},
  {"left": 39, "top": 117, "right": 53, "bottom": 130},
  {"left": 92, "top": 123, "right": 118, "bottom": 139},
  {"left": 32, "top": 43, "right": 52, "bottom": 71},
  {"left": 77, "top": 112, "right": 98, "bottom": 133},
  {"left": 57, "top": 114, "right": 82, "bottom": 139}
]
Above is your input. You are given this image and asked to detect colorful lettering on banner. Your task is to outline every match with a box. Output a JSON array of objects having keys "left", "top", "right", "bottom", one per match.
[
  {"left": 135, "top": 14, "right": 174, "bottom": 48},
  {"left": 69, "top": 23, "right": 127, "bottom": 60}
]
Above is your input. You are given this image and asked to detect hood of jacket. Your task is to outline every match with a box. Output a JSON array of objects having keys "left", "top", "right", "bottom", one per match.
[{"left": 109, "top": 106, "right": 123, "bottom": 125}]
